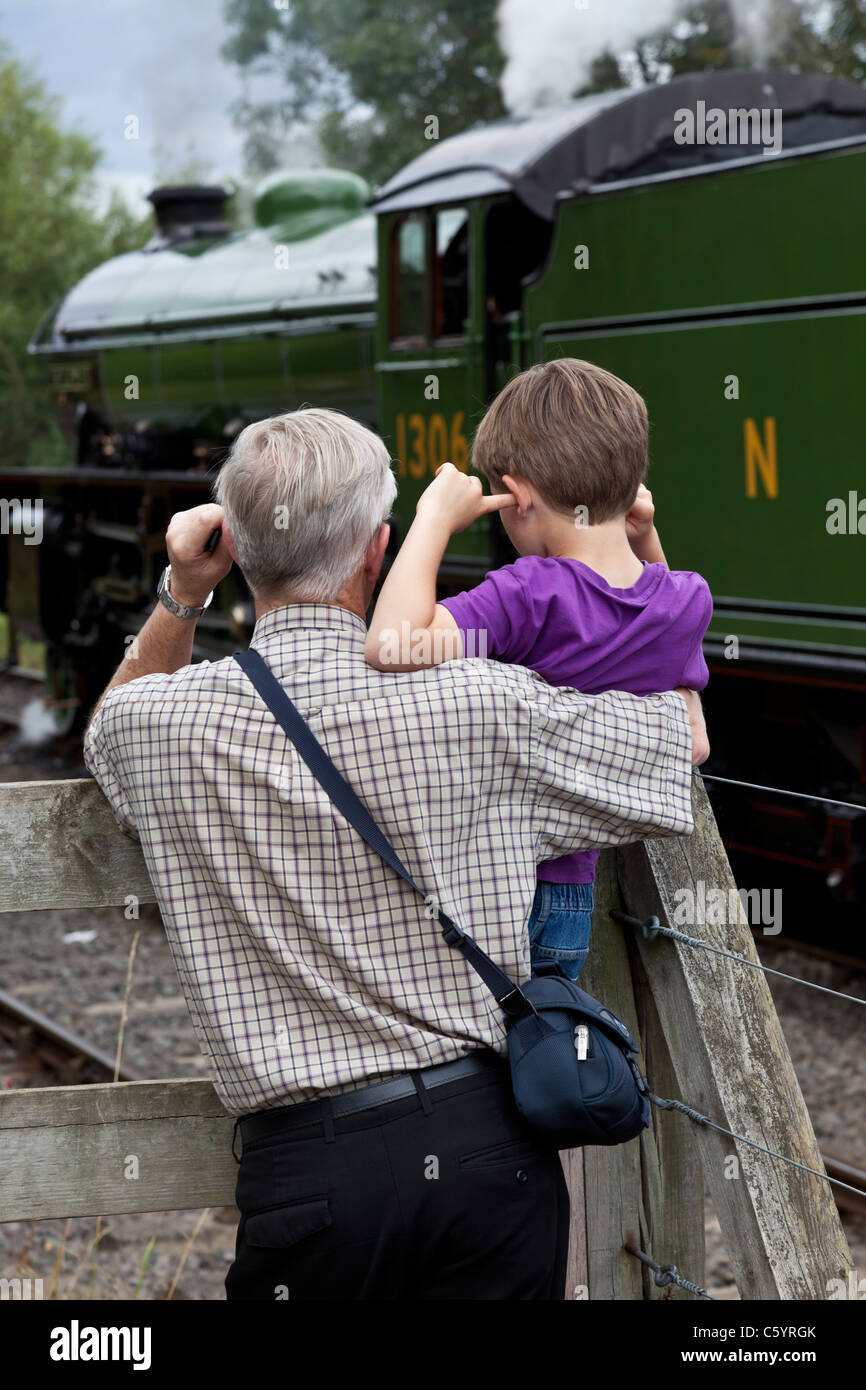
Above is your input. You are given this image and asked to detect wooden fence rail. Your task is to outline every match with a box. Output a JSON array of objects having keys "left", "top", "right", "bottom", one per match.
[{"left": 0, "top": 773, "right": 854, "bottom": 1299}]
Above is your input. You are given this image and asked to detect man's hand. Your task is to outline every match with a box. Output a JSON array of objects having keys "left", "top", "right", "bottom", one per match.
[
  {"left": 675, "top": 687, "right": 710, "bottom": 767},
  {"left": 86, "top": 505, "right": 234, "bottom": 724},
  {"left": 165, "top": 504, "right": 233, "bottom": 607},
  {"left": 415, "top": 461, "right": 515, "bottom": 536}
]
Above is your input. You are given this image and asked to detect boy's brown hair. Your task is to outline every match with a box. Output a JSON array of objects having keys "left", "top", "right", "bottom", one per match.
[{"left": 472, "top": 358, "right": 648, "bottom": 522}]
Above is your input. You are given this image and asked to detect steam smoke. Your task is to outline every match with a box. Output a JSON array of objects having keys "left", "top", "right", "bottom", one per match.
[
  {"left": 18, "top": 699, "right": 59, "bottom": 748},
  {"left": 728, "top": 0, "right": 774, "bottom": 56},
  {"left": 497, "top": 0, "right": 775, "bottom": 114}
]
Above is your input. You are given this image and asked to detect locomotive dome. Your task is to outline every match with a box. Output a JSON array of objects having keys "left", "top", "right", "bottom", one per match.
[
  {"left": 253, "top": 168, "right": 369, "bottom": 240},
  {"left": 46, "top": 168, "right": 377, "bottom": 345},
  {"left": 370, "top": 67, "right": 866, "bottom": 219}
]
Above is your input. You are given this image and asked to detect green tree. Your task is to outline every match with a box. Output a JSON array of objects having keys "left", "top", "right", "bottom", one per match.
[
  {"left": 223, "top": 0, "right": 866, "bottom": 188},
  {"left": 629, "top": 1, "right": 855, "bottom": 84},
  {"left": 222, "top": 0, "right": 507, "bottom": 187},
  {"left": 813, "top": 0, "right": 866, "bottom": 82},
  {"left": 577, "top": 52, "right": 629, "bottom": 97},
  {"left": 631, "top": 0, "right": 740, "bottom": 83},
  {"left": 0, "top": 55, "right": 149, "bottom": 468}
]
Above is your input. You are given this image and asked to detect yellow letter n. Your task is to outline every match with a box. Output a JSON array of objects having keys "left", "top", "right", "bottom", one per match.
[{"left": 744, "top": 417, "right": 778, "bottom": 498}]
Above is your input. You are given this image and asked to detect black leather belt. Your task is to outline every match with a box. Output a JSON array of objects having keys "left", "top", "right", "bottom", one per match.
[{"left": 238, "top": 1050, "right": 504, "bottom": 1145}]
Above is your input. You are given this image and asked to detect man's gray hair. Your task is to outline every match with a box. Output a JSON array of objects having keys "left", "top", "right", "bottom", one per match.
[{"left": 214, "top": 408, "right": 397, "bottom": 601}]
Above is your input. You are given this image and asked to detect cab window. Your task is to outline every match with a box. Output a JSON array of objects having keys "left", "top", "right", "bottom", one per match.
[
  {"left": 391, "top": 215, "right": 427, "bottom": 342},
  {"left": 390, "top": 207, "right": 470, "bottom": 344},
  {"left": 434, "top": 208, "right": 469, "bottom": 339}
]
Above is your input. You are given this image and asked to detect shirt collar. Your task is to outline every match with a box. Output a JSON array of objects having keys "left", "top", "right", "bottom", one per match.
[{"left": 251, "top": 603, "right": 368, "bottom": 645}]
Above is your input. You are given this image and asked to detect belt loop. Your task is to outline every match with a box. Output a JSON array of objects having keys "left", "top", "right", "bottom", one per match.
[
  {"left": 322, "top": 1096, "right": 336, "bottom": 1144},
  {"left": 232, "top": 1118, "right": 243, "bottom": 1164},
  {"left": 411, "top": 1071, "right": 434, "bottom": 1117}
]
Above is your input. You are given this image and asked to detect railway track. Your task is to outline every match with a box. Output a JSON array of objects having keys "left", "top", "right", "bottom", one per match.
[
  {"left": 822, "top": 1152, "right": 866, "bottom": 1218},
  {"left": 755, "top": 933, "right": 866, "bottom": 978},
  {"left": 1, "top": 984, "right": 864, "bottom": 1218},
  {"left": 0, "top": 987, "right": 138, "bottom": 1087}
]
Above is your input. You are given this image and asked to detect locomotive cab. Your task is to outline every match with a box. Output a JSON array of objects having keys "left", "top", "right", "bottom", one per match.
[{"left": 368, "top": 71, "right": 866, "bottom": 920}]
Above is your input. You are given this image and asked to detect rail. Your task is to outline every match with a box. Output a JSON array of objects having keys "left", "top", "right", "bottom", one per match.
[
  {"left": 0, "top": 773, "right": 855, "bottom": 1299},
  {"left": 0, "top": 987, "right": 139, "bottom": 1084}
]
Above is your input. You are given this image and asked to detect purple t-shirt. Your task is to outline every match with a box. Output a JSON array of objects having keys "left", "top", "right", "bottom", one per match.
[{"left": 441, "top": 557, "right": 712, "bottom": 884}]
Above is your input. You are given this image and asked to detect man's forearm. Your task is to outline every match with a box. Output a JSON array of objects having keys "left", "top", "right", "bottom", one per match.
[{"left": 88, "top": 602, "right": 199, "bottom": 722}]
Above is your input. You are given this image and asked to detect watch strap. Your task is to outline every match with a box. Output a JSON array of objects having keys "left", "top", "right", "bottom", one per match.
[{"left": 157, "top": 566, "right": 212, "bottom": 619}]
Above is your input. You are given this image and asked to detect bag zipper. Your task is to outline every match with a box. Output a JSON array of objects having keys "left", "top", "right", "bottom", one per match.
[{"left": 574, "top": 1024, "right": 589, "bottom": 1061}]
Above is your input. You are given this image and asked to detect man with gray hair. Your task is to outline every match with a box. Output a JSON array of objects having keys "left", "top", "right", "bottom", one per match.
[{"left": 84, "top": 407, "right": 704, "bottom": 1302}]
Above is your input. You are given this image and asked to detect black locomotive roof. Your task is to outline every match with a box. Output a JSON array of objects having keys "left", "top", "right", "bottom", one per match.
[{"left": 369, "top": 68, "right": 866, "bottom": 219}]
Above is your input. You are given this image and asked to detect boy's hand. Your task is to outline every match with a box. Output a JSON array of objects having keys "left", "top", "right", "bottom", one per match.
[
  {"left": 625, "top": 484, "right": 655, "bottom": 546},
  {"left": 415, "top": 461, "right": 516, "bottom": 535},
  {"left": 626, "top": 484, "right": 667, "bottom": 566}
]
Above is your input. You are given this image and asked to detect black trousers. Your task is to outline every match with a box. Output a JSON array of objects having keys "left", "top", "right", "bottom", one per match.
[{"left": 225, "top": 1053, "right": 570, "bottom": 1301}]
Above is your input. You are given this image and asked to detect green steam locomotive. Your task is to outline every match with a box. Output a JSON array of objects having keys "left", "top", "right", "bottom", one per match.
[{"left": 3, "top": 67, "right": 866, "bottom": 916}]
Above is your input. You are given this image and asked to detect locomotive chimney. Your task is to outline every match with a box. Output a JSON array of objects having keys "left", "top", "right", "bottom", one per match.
[{"left": 146, "top": 186, "right": 231, "bottom": 248}]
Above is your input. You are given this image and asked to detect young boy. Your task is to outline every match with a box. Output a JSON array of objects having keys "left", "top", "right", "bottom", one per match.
[{"left": 365, "top": 358, "right": 712, "bottom": 981}]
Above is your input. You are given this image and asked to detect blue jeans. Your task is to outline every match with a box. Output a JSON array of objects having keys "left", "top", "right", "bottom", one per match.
[{"left": 528, "top": 881, "right": 594, "bottom": 982}]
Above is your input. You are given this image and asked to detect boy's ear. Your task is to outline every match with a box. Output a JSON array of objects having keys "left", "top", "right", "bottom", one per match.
[{"left": 500, "top": 474, "right": 532, "bottom": 518}]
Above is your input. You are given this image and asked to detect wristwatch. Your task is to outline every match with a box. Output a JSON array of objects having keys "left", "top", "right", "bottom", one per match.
[{"left": 156, "top": 565, "right": 213, "bottom": 619}]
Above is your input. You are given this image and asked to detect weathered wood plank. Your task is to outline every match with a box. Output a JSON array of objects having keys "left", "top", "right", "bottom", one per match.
[
  {"left": 618, "top": 774, "right": 854, "bottom": 1300},
  {"left": 580, "top": 851, "right": 645, "bottom": 1300},
  {"left": 628, "top": 933, "right": 705, "bottom": 1299},
  {"left": 577, "top": 850, "right": 704, "bottom": 1299},
  {"left": 560, "top": 1147, "right": 587, "bottom": 1300},
  {"left": 0, "top": 779, "right": 155, "bottom": 912},
  {"left": 0, "top": 1080, "right": 236, "bottom": 1220}
]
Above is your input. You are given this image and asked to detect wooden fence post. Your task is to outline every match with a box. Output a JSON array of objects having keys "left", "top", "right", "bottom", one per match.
[
  {"left": 561, "top": 848, "right": 705, "bottom": 1299},
  {"left": 614, "top": 774, "right": 854, "bottom": 1300}
]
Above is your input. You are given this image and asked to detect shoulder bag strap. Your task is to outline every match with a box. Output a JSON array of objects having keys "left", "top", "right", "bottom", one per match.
[{"left": 233, "top": 648, "right": 530, "bottom": 1016}]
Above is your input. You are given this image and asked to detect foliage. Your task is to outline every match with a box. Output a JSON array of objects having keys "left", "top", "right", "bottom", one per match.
[
  {"left": 224, "top": 1, "right": 866, "bottom": 187},
  {"left": 0, "top": 56, "right": 149, "bottom": 468},
  {"left": 812, "top": 0, "right": 866, "bottom": 82},
  {"left": 222, "top": 0, "right": 507, "bottom": 187},
  {"left": 628, "top": 1, "right": 866, "bottom": 84}
]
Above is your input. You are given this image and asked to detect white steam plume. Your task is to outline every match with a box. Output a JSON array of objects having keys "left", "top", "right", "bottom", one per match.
[
  {"left": 497, "top": 0, "right": 776, "bottom": 115},
  {"left": 728, "top": 0, "right": 774, "bottom": 58}
]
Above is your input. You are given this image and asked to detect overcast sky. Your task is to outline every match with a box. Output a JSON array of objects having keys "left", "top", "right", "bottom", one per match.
[{"left": 2, "top": 0, "right": 266, "bottom": 212}]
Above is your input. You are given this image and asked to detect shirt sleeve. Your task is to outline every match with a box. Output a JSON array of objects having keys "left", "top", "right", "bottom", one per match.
[
  {"left": 525, "top": 682, "right": 695, "bottom": 861},
  {"left": 439, "top": 564, "right": 532, "bottom": 662},
  {"left": 675, "top": 573, "right": 714, "bottom": 691},
  {"left": 84, "top": 706, "right": 140, "bottom": 834},
  {"left": 82, "top": 679, "right": 165, "bottom": 840}
]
